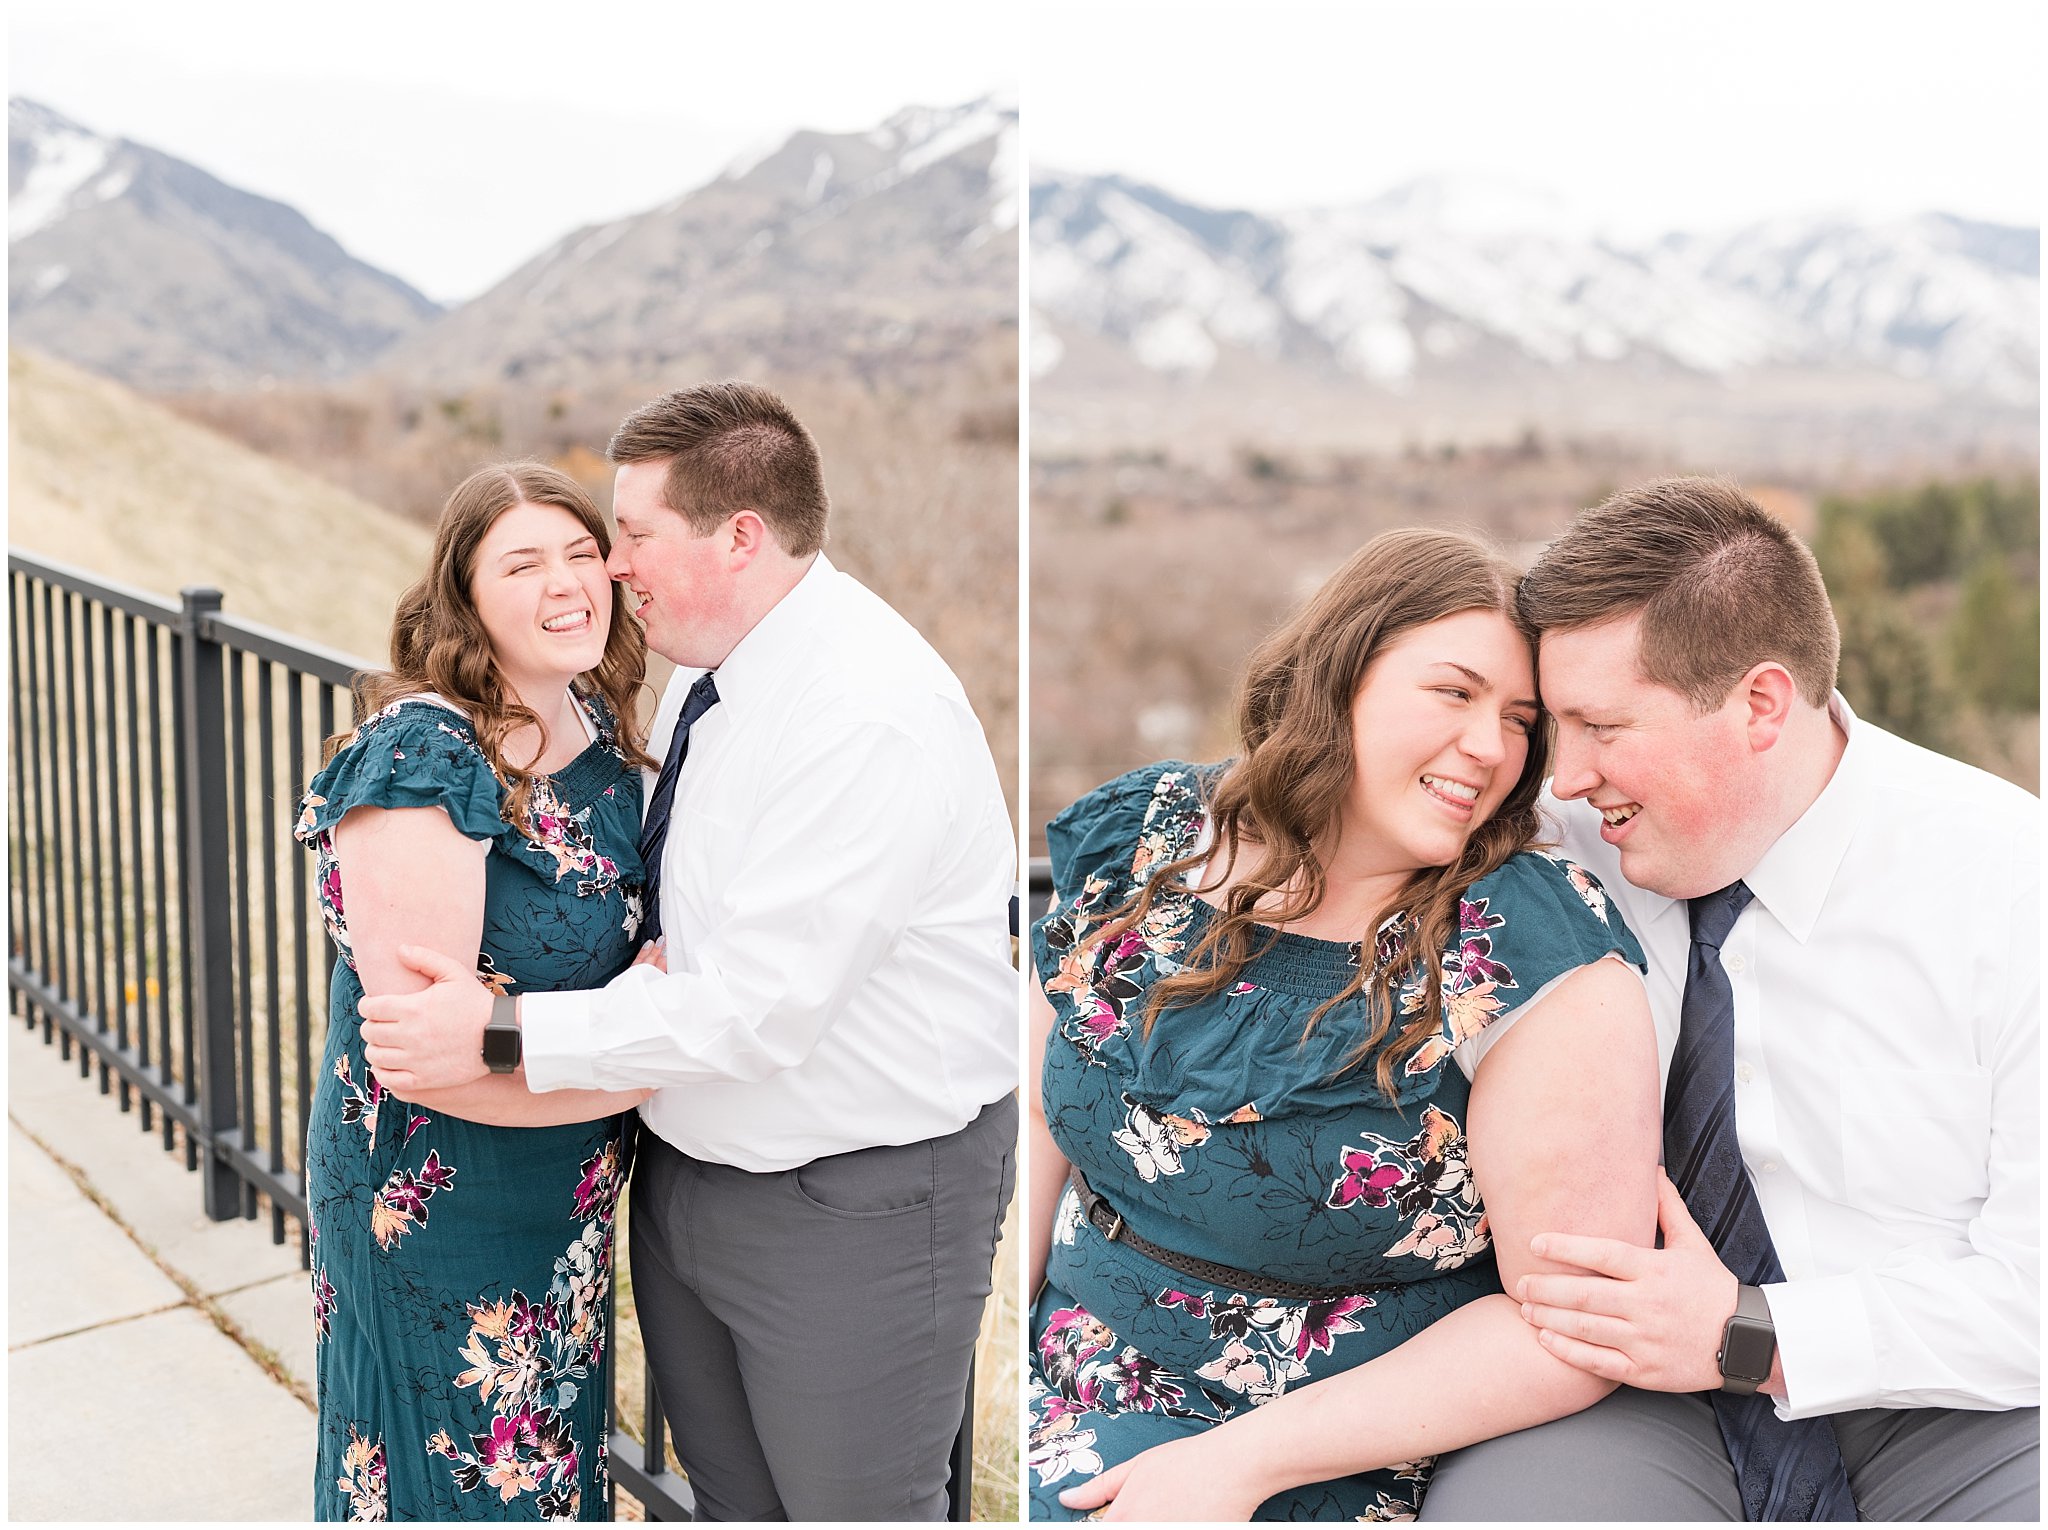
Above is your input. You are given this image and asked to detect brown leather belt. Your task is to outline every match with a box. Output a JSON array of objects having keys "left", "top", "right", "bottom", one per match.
[{"left": 1069, "top": 1167, "right": 1399, "bottom": 1302}]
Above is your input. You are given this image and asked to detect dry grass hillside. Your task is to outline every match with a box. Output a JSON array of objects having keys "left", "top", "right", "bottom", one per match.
[
  {"left": 8, "top": 347, "right": 428, "bottom": 661},
  {"left": 163, "top": 344, "right": 1022, "bottom": 814}
]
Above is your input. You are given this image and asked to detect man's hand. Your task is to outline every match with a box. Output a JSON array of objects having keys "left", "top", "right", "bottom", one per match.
[
  {"left": 357, "top": 945, "right": 493, "bottom": 1094},
  {"left": 1056, "top": 1433, "right": 1268, "bottom": 1522},
  {"left": 1516, "top": 1169, "right": 1739, "bottom": 1393}
]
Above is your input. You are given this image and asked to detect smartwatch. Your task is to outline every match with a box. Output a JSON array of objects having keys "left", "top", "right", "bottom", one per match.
[
  {"left": 481, "top": 994, "right": 522, "bottom": 1074},
  {"left": 1717, "top": 1283, "right": 1776, "bottom": 1395}
]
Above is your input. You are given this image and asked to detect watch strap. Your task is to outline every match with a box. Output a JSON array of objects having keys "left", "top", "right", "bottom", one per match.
[{"left": 1733, "top": 1282, "right": 1771, "bottom": 1324}]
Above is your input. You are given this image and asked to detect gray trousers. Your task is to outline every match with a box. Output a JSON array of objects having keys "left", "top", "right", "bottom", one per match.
[
  {"left": 628, "top": 1093, "right": 1018, "bottom": 1521},
  {"left": 1419, "top": 1386, "right": 2040, "bottom": 1522}
]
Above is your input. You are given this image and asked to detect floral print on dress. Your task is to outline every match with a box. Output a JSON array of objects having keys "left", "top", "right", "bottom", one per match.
[
  {"left": 1029, "top": 1303, "right": 1203, "bottom": 1488},
  {"left": 1026, "top": 761, "right": 1646, "bottom": 1520},
  {"left": 331, "top": 1054, "right": 427, "bottom": 1154},
  {"left": 314, "top": 1263, "right": 338, "bottom": 1343},
  {"left": 529, "top": 777, "right": 626, "bottom": 899},
  {"left": 434, "top": 1141, "right": 626, "bottom": 1516},
  {"left": 336, "top": 1426, "right": 390, "bottom": 1522},
  {"left": 1182, "top": 1289, "right": 1375, "bottom": 1401},
  {"left": 1111, "top": 1094, "right": 1211, "bottom": 1181},
  {"left": 1329, "top": 1105, "right": 1490, "bottom": 1271},
  {"left": 369, "top": 1150, "right": 456, "bottom": 1252},
  {"left": 1026, "top": 1289, "right": 1378, "bottom": 1488},
  {"left": 476, "top": 953, "right": 515, "bottom": 998},
  {"left": 1040, "top": 771, "right": 1204, "bottom": 1062},
  {"left": 1539, "top": 849, "right": 1613, "bottom": 922},
  {"left": 1399, "top": 895, "right": 1516, "bottom": 1078},
  {"left": 299, "top": 692, "right": 643, "bottom": 1521},
  {"left": 294, "top": 695, "right": 647, "bottom": 968}
]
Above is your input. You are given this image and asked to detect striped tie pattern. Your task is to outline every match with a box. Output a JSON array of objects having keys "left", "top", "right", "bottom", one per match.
[
  {"left": 636, "top": 672, "right": 720, "bottom": 947},
  {"left": 1665, "top": 880, "right": 1856, "bottom": 1521}
]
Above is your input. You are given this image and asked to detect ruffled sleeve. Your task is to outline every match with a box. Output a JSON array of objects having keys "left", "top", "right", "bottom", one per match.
[
  {"left": 1030, "top": 761, "right": 1204, "bottom": 993},
  {"left": 294, "top": 699, "right": 505, "bottom": 847},
  {"left": 1417, "top": 849, "right": 1648, "bottom": 1082}
]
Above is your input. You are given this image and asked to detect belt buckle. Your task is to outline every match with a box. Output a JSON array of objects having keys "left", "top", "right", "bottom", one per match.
[{"left": 1102, "top": 1209, "right": 1123, "bottom": 1242}]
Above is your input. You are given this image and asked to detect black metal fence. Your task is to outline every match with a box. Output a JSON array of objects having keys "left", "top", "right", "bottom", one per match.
[
  {"left": 5, "top": 550, "right": 706, "bottom": 1518},
  {"left": 1026, "top": 860, "right": 1052, "bottom": 913}
]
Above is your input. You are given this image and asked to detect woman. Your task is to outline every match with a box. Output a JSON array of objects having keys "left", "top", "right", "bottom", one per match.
[
  {"left": 1025, "top": 529, "right": 1661, "bottom": 1520},
  {"left": 295, "top": 462, "right": 655, "bottom": 1521}
]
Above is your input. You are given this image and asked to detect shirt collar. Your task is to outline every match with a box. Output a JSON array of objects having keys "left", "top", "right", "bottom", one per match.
[
  {"left": 1741, "top": 691, "right": 1866, "bottom": 945},
  {"left": 704, "top": 553, "right": 834, "bottom": 712}
]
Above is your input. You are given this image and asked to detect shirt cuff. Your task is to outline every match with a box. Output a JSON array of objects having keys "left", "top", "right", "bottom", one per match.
[
  {"left": 519, "top": 988, "right": 597, "bottom": 1093},
  {"left": 1763, "top": 1274, "right": 1879, "bottom": 1418}
]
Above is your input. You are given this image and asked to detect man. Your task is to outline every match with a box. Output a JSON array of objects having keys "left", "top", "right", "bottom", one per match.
[
  {"left": 1419, "top": 478, "right": 2038, "bottom": 1522},
  {"left": 360, "top": 381, "right": 1019, "bottom": 1520}
]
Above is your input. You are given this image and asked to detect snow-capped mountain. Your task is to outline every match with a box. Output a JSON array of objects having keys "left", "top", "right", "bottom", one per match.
[
  {"left": 385, "top": 96, "right": 1018, "bottom": 387},
  {"left": 1657, "top": 211, "right": 2038, "bottom": 395},
  {"left": 8, "top": 98, "right": 439, "bottom": 389},
  {"left": 1032, "top": 169, "right": 2038, "bottom": 404}
]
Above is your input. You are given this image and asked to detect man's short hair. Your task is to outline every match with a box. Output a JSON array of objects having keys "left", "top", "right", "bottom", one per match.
[
  {"left": 608, "top": 381, "right": 830, "bottom": 557},
  {"left": 1518, "top": 477, "right": 1840, "bottom": 711}
]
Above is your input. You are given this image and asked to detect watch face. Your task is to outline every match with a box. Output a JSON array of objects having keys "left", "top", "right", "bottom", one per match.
[
  {"left": 482, "top": 1025, "right": 522, "bottom": 1072},
  {"left": 1722, "top": 1315, "right": 1775, "bottom": 1381}
]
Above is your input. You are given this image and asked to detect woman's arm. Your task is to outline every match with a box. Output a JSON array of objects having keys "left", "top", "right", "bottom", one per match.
[
  {"left": 1060, "top": 955, "right": 1661, "bottom": 1520},
  {"left": 1026, "top": 975, "right": 1074, "bottom": 1297},
  {"left": 337, "top": 804, "right": 651, "bottom": 1127}
]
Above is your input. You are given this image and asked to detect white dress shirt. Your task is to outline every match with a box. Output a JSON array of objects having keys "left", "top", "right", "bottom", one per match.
[
  {"left": 1545, "top": 695, "right": 2038, "bottom": 1419},
  {"left": 521, "top": 555, "right": 1019, "bottom": 1171}
]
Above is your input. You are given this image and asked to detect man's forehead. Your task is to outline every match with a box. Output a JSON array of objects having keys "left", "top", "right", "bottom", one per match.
[
  {"left": 1537, "top": 618, "right": 1650, "bottom": 711},
  {"left": 613, "top": 460, "right": 678, "bottom": 516}
]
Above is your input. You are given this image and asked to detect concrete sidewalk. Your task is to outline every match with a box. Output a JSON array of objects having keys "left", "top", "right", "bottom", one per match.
[{"left": 8, "top": 1018, "right": 315, "bottom": 1521}]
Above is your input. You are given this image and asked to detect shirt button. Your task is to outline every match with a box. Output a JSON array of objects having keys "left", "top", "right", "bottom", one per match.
[
  {"left": 1737, "top": 1063, "right": 1754, "bottom": 1084},
  {"left": 1727, "top": 953, "right": 1747, "bottom": 974},
  {"left": 1760, "top": 1159, "right": 1779, "bottom": 1174}
]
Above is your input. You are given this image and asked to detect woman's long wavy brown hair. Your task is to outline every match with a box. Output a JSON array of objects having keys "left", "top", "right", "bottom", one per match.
[
  {"left": 1090, "top": 527, "right": 1551, "bottom": 1103},
  {"left": 331, "top": 462, "right": 654, "bottom": 834}
]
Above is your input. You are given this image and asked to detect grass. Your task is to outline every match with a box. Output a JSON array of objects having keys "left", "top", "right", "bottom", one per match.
[{"left": 8, "top": 346, "right": 429, "bottom": 660}]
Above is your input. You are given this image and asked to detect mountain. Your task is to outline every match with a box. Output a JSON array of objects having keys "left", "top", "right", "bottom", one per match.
[
  {"left": 1031, "top": 170, "right": 2038, "bottom": 461},
  {"left": 382, "top": 97, "right": 1018, "bottom": 388},
  {"left": 8, "top": 346, "right": 430, "bottom": 660},
  {"left": 8, "top": 98, "right": 440, "bottom": 391}
]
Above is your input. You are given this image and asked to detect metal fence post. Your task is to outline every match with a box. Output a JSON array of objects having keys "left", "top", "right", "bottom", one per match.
[{"left": 179, "top": 586, "right": 241, "bottom": 1220}]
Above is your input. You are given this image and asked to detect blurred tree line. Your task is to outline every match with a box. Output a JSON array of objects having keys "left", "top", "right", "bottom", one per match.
[{"left": 1815, "top": 477, "right": 2038, "bottom": 782}]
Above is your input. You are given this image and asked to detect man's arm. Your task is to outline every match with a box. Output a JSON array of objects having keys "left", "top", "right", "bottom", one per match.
[
  {"left": 1522, "top": 877, "right": 2040, "bottom": 1415},
  {"left": 340, "top": 806, "right": 650, "bottom": 1124},
  {"left": 361, "top": 709, "right": 965, "bottom": 1092},
  {"left": 1762, "top": 918, "right": 2038, "bottom": 1417}
]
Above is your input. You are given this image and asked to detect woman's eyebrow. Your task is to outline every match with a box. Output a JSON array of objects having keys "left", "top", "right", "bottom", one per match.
[
  {"left": 496, "top": 535, "right": 597, "bottom": 561},
  {"left": 1430, "top": 661, "right": 1539, "bottom": 711}
]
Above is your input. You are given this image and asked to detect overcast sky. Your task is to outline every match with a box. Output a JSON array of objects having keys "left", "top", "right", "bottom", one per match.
[
  {"left": 1027, "top": 0, "right": 2042, "bottom": 237},
  {"left": 11, "top": 0, "right": 1015, "bottom": 302},
  {"left": 13, "top": 1, "right": 2037, "bottom": 304}
]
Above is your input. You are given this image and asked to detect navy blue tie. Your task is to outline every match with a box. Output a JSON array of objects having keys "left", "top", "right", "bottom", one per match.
[
  {"left": 636, "top": 672, "right": 720, "bottom": 946},
  {"left": 1665, "top": 880, "right": 1855, "bottom": 1521}
]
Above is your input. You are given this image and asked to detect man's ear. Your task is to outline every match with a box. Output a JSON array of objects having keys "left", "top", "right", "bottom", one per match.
[
  {"left": 726, "top": 509, "right": 772, "bottom": 569},
  {"left": 1740, "top": 663, "right": 1798, "bottom": 752}
]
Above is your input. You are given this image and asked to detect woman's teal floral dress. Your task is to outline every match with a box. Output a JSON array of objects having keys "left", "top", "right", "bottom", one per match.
[
  {"left": 1027, "top": 764, "right": 1644, "bottom": 1521},
  {"left": 295, "top": 696, "right": 646, "bottom": 1522}
]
